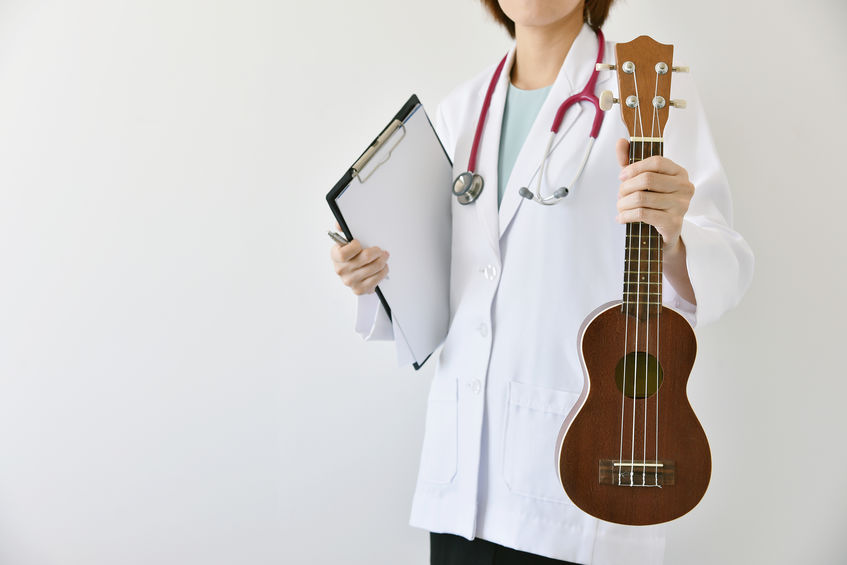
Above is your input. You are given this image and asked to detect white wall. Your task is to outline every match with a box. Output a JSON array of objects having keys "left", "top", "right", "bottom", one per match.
[{"left": 0, "top": 0, "right": 844, "bottom": 564}]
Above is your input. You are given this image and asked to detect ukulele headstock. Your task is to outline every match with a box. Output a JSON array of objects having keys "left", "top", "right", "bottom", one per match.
[{"left": 598, "top": 36, "right": 687, "bottom": 142}]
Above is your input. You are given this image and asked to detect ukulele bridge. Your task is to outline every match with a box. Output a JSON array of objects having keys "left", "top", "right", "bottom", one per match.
[{"left": 599, "top": 459, "right": 676, "bottom": 487}]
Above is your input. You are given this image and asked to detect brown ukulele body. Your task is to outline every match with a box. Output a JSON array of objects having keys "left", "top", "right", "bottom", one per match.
[{"left": 556, "top": 301, "right": 710, "bottom": 525}]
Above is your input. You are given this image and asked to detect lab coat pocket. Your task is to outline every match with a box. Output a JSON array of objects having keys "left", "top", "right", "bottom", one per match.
[
  {"left": 418, "top": 377, "right": 458, "bottom": 484},
  {"left": 503, "top": 380, "right": 580, "bottom": 502}
]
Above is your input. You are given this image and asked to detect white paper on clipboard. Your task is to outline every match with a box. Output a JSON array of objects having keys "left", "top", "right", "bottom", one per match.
[{"left": 334, "top": 104, "right": 452, "bottom": 367}]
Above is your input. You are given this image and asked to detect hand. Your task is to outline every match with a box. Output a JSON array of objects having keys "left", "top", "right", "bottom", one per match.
[
  {"left": 614, "top": 139, "right": 695, "bottom": 251},
  {"left": 329, "top": 223, "right": 389, "bottom": 296}
]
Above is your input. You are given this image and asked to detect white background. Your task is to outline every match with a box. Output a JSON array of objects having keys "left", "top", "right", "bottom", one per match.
[{"left": 0, "top": 0, "right": 845, "bottom": 564}]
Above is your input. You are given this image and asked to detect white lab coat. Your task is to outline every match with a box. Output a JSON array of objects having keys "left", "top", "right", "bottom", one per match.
[{"left": 354, "top": 24, "right": 753, "bottom": 565}]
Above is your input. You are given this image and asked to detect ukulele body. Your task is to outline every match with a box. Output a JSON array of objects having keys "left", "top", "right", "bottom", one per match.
[{"left": 556, "top": 300, "right": 710, "bottom": 525}]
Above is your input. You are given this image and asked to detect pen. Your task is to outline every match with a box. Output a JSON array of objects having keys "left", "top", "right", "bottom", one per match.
[{"left": 327, "top": 230, "right": 349, "bottom": 245}]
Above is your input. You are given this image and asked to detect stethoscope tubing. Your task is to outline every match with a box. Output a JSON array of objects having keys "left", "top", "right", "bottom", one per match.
[{"left": 466, "top": 54, "right": 508, "bottom": 176}]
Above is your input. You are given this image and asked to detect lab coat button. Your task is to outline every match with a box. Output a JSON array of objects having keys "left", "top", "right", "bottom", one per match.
[
  {"left": 480, "top": 264, "right": 497, "bottom": 280},
  {"left": 470, "top": 379, "right": 482, "bottom": 394},
  {"left": 478, "top": 323, "right": 489, "bottom": 337}
]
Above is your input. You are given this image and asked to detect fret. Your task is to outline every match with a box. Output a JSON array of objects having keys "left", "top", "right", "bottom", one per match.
[
  {"left": 624, "top": 288, "right": 660, "bottom": 293},
  {"left": 624, "top": 291, "right": 661, "bottom": 297},
  {"left": 625, "top": 233, "right": 663, "bottom": 239},
  {"left": 623, "top": 279, "right": 662, "bottom": 285},
  {"left": 625, "top": 244, "right": 662, "bottom": 250},
  {"left": 624, "top": 271, "right": 662, "bottom": 275},
  {"left": 623, "top": 292, "right": 662, "bottom": 296},
  {"left": 628, "top": 141, "right": 664, "bottom": 161}
]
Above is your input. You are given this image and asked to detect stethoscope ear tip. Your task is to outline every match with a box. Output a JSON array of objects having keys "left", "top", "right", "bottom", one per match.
[{"left": 519, "top": 186, "right": 570, "bottom": 204}]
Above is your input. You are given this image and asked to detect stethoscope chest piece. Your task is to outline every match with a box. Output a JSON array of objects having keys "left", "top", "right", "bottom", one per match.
[{"left": 452, "top": 171, "right": 484, "bottom": 205}]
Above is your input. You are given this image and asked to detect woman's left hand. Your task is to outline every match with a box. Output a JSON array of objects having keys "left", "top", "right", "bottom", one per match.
[{"left": 614, "top": 138, "right": 695, "bottom": 251}]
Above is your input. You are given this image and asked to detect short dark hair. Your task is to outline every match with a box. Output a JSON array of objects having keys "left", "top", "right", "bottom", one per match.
[{"left": 480, "top": 0, "right": 615, "bottom": 37}]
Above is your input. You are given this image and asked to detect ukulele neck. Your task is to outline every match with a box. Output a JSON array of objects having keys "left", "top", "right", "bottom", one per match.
[{"left": 622, "top": 139, "right": 663, "bottom": 320}]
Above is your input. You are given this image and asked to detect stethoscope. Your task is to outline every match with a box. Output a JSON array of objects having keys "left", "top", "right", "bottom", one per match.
[{"left": 451, "top": 29, "right": 605, "bottom": 206}]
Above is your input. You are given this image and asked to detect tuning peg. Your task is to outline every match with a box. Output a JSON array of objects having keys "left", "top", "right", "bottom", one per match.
[
  {"left": 669, "top": 99, "right": 687, "bottom": 109},
  {"left": 595, "top": 63, "right": 616, "bottom": 71},
  {"left": 672, "top": 65, "right": 690, "bottom": 73},
  {"left": 599, "top": 90, "right": 618, "bottom": 111}
]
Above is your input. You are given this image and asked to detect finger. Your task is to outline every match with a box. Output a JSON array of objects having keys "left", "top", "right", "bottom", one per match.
[
  {"left": 335, "top": 246, "right": 386, "bottom": 279},
  {"left": 616, "top": 138, "right": 630, "bottom": 168},
  {"left": 349, "top": 253, "right": 389, "bottom": 283},
  {"left": 348, "top": 246, "right": 387, "bottom": 271},
  {"left": 616, "top": 207, "right": 668, "bottom": 225},
  {"left": 352, "top": 264, "right": 389, "bottom": 296},
  {"left": 616, "top": 190, "right": 675, "bottom": 213},
  {"left": 331, "top": 240, "right": 357, "bottom": 263},
  {"left": 334, "top": 239, "right": 364, "bottom": 262},
  {"left": 615, "top": 208, "right": 681, "bottom": 241},
  {"left": 618, "top": 172, "right": 685, "bottom": 197},
  {"left": 335, "top": 221, "right": 342, "bottom": 232},
  {"left": 619, "top": 155, "right": 683, "bottom": 181}
]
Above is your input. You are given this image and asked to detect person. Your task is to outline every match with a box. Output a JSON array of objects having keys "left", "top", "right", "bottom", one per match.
[{"left": 329, "top": 1, "right": 753, "bottom": 563}]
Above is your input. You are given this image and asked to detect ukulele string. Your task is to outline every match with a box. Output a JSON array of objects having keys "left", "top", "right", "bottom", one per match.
[
  {"left": 641, "top": 73, "right": 658, "bottom": 486},
  {"left": 619, "top": 75, "right": 640, "bottom": 484},
  {"left": 619, "top": 135, "right": 638, "bottom": 484},
  {"left": 651, "top": 67, "right": 665, "bottom": 485},
  {"left": 643, "top": 67, "right": 661, "bottom": 485},
  {"left": 630, "top": 66, "right": 645, "bottom": 485},
  {"left": 656, "top": 152, "right": 663, "bottom": 486},
  {"left": 619, "top": 219, "right": 630, "bottom": 485}
]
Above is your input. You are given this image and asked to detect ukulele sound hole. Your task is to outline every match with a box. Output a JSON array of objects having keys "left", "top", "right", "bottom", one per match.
[{"left": 614, "top": 352, "right": 664, "bottom": 399}]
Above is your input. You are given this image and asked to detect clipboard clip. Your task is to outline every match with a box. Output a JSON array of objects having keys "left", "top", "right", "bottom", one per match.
[{"left": 351, "top": 119, "right": 407, "bottom": 183}]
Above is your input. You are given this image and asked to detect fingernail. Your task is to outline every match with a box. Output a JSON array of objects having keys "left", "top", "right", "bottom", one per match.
[{"left": 619, "top": 169, "right": 627, "bottom": 180}]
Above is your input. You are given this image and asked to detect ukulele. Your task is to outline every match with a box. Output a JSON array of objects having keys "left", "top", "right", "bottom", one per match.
[{"left": 555, "top": 36, "right": 710, "bottom": 526}]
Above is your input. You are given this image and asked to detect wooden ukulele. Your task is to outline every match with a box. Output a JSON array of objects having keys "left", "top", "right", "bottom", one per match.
[{"left": 556, "top": 36, "right": 710, "bottom": 526}]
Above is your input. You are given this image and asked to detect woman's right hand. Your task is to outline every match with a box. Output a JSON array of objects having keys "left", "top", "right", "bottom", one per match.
[{"left": 330, "top": 234, "right": 390, "bottom": 296}]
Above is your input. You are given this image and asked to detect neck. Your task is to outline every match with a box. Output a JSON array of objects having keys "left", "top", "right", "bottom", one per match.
[
  {"left": 511, "top": 17, "right": 584, "bottom": 89},
  {"left": 622, "top": 141, "right": 665, "bottom": 320}
]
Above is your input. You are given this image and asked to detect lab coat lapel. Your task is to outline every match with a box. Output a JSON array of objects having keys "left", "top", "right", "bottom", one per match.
[
  {"left": 498, "top": 25, "right": 603, "bottom": 238},
  {"left": 473, "top": 46, "right": 515, "bottom": 257}
]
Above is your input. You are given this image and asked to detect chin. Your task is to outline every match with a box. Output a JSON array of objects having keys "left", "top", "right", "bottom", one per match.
[{"left": 498, "top": 0, "right": 584, "bottom": 29}]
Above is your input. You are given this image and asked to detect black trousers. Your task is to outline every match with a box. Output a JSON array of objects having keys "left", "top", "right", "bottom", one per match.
[{"left": 430, "top": 533, "right": 581, "bottom": 565}]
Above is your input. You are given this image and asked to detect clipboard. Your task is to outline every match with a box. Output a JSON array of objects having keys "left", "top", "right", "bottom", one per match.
[{"left": 326, "top": 95, "right": 452, "bottom": 370}]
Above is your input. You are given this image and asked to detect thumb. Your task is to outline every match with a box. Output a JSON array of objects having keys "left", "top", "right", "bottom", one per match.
[{"left": 615, "top": 138, "right": 630, "bottom": 169}]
